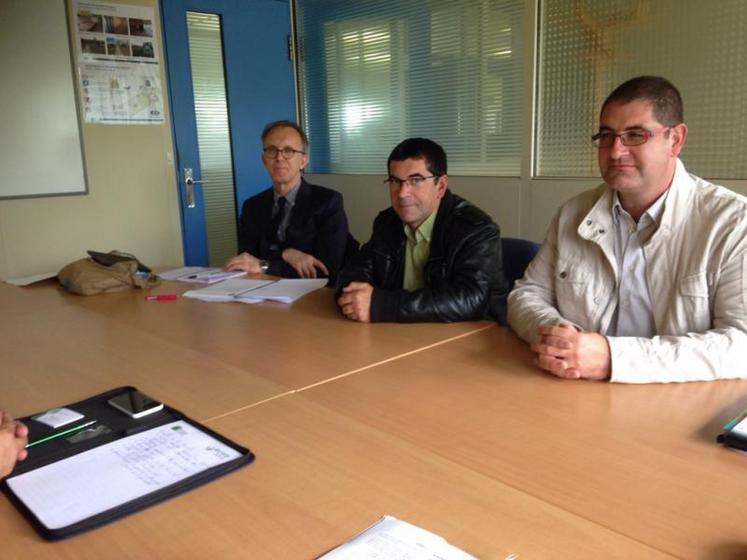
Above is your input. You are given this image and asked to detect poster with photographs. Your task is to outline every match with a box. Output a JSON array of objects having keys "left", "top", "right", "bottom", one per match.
[{"left": 74, "top": 1, "right": 164, "bottom": 124}]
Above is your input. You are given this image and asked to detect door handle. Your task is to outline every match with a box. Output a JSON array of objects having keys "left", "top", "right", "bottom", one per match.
[{"left": 183, "top": 168, "right": 204, "bottom": 209}]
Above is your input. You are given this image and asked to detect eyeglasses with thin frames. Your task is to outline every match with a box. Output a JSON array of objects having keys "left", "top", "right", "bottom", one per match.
[
  {"left": 262, "top": 146, "right": 306, "bottom": 159},
  {"left": 384, "top": 175, "right": 437, "bottom": 188},
  {"left": 591, "top": 126, "right": 671, "bottom": 148}
]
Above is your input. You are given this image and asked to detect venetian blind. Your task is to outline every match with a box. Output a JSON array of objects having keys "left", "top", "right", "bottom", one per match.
[
  {"left": 296, "top": 0, "right": 524, "bottom": 176},
  {"left": 186, "top": 12, "right": 237, "bottom": 266}
]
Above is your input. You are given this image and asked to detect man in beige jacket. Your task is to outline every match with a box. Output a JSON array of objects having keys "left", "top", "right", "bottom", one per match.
[{"left": 508, "top": 76, "right": 747, "bottom": 383}]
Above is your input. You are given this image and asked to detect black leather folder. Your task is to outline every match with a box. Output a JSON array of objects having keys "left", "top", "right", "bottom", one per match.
[{"left": 2, "top": 386, "right": 254, "bottom": 540}]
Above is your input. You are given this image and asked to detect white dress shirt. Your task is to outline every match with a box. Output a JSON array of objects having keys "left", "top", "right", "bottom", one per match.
[{"left": 607, "top": 190, "right": 667, "bottom": 337}]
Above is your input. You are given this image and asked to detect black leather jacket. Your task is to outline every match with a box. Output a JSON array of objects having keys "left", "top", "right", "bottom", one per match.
[{"left": 338, "top": 190, "right": 508, "bottom": 323}]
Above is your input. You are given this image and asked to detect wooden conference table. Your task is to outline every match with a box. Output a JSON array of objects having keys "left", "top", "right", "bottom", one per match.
[
  {"left": 1, "top": 280, "right": 746, "bottom": 559},
  {"left": 1, "top": 280, "right": 490, "bottom": 420}
]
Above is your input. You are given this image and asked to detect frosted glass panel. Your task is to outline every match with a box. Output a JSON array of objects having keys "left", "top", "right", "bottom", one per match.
[
  {"left": 537, "top": 0, "right": 747, "bottom": 179},
  {"left": 187, "top": 12, "right": 237, "bottom": 266}
]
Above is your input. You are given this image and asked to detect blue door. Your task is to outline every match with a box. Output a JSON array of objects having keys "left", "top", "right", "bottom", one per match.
[{"left": 161, "top": 0, "right": 296, "bottom": 266}]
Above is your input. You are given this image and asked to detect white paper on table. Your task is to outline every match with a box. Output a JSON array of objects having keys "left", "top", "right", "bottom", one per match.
[
  {"left": 6, "top": 420, "right": 241, "bottom": 530},
  {"left": 183, "top": 278, "right": 326, "bottom": 304},
  {"left": 4, "top": 272, "right": 58, "bottom": 286},
  {"left": 159, "top": 267, "right": 246, "bottom": 284},
  {"left": 317, "top": 515, "right": 478, "bottom": 560},
  {"left": 157, "top": 266, "right": 207, "bottom": 280},
  {"left": 181, "top": 269, "right": 246, "bottom": 284},
  {"left": 237, "top": 278, "right": 328, "bottom": 303},
  {"left": 183, "top": 278, "right": 274, "bottom": 302}
]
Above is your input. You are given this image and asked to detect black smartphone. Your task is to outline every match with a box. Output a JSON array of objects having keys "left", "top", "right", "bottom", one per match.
[{"left": 108, "top": 391, "right": 164, "bottom": 419}]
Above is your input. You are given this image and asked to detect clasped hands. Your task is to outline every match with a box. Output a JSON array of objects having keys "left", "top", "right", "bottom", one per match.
[
  {"left": 337, "top": 282, "right": 373, "bottom": 323},
  {"left": 530, "top": 324, "right": 611, "bottom": 380},
  {"left": 224, "top": 249, "right": 328, "bottom": 279}
]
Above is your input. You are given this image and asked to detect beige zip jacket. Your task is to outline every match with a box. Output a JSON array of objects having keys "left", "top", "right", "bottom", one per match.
[{"left": 508, "top": 159, "right": 747, "bottom": 383}]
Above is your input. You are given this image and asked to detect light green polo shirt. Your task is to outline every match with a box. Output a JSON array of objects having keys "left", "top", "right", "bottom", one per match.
[{"left": 403, "top": 207, "right": 438, "bottom": 291}]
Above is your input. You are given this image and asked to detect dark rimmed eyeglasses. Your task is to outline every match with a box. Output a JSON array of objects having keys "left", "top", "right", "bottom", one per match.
[
  {"left": 384, "top": 175, "right": 437, "bottom": 188},
  {"left": 262, "top": 146, "right": 306, "bottom": 159}
]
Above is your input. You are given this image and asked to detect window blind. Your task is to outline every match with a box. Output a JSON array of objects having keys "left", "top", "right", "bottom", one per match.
[
  {"left": 296, "top": 0, "right": 524, "bottom": 176},
  {"left": 186, "top": 12, "right": 238, "bottom": 266}
]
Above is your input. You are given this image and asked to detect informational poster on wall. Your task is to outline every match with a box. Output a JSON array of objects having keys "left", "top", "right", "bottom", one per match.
[{"left": 73, "top": 1, "right": 164, "bottom": 124}]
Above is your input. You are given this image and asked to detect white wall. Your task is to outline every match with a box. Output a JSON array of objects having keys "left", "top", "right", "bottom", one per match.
[{"left": 0, "top": 0, "right": 182, "bottom": 281}]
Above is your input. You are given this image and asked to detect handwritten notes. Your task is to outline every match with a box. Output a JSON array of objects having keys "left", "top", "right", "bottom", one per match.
[{"left": 6, "top": 421, "right": 241, "bottom": 530}]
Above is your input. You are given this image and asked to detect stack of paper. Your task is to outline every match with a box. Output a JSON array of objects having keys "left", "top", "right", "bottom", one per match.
[
  {"left": 318, "top": 515, "right": 478, "bottom": 560},
  {"left": 158, "top": 267, "right": 246, "bottom": 284},
  {"left": 183, "top": 278, "right": 327, "bottom": 304}
]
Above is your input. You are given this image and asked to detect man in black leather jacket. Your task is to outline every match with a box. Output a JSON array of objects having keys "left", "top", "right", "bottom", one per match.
[{"left": 337, "top": 138, "right": 508, "bottom": 323}]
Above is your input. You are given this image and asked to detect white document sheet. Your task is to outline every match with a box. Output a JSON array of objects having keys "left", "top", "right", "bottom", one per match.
[
  {"left": 318, "top": 515, "right": 477, "bottom": 560},
  {"left": 6, "top": 420, "right": 241, "bottom": 530},
  {"left": 157, "top": 266, "right": 207, "bottom": 280},
  {"left": 237, "top": 278, "right": 328, "bottom": 303},
  {"left": 183, "top": 278, "right": 327, "bottom": 304},
  {"left": 4, "top": 272, "right": 58, "bottom": 286},
  {"left": 183, "top": 278, "right": 275, "bottom": 302},
  {"left": 159, "top": 266, "right": 246, "bottom": 284}
]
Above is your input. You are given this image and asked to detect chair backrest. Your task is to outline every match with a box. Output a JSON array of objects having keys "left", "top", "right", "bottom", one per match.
[{"left": 502, "top": 237, "right": 540, "bottom": 289}]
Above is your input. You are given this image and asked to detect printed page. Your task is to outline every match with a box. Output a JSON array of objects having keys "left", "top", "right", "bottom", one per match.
[
  {"left": 318, "top": 515, "right": 477, "bottom": 560},
  {"left": 238, "top": 278, "right": 328, "bottom": 303},
  {"left": 158, "top": 266, "right": 208, "bottom": 280},
  {"left": 175, "top": 268, "right": 246, "bottom": 284},
  {"left": 183, "top": 278, "right": 274, "bottom": 302},
  {"left": 6, "top": 421, "right": 242, "bottom": 530}
]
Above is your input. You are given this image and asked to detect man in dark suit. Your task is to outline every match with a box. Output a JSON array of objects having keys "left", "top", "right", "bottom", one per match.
[{"left": 224, "top": 121, "right": 352, "bottom": 282}]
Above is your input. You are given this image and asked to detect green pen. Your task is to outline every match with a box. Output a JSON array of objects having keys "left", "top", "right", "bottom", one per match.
[{"left": 25, "top": 420, "right": 98, "bottom": 449}]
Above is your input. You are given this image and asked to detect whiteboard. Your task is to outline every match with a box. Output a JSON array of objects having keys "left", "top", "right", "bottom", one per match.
[{"left": 0, "top": 0, "right": 87, "bottom": 199}]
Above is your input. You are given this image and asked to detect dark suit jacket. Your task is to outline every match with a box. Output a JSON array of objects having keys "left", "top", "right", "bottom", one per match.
[{"left": 238, "top": 179, "right": 352, "bottom": 283}]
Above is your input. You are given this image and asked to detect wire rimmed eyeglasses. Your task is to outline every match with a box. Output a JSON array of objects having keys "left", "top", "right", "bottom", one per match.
[{"left": 591, "top": 126, "right": 671, "bottom": 148}]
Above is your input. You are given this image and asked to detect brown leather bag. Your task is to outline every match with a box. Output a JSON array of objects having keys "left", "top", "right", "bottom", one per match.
[{"left": 57, "top": 257, "right": 159, "bottom": 295}]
